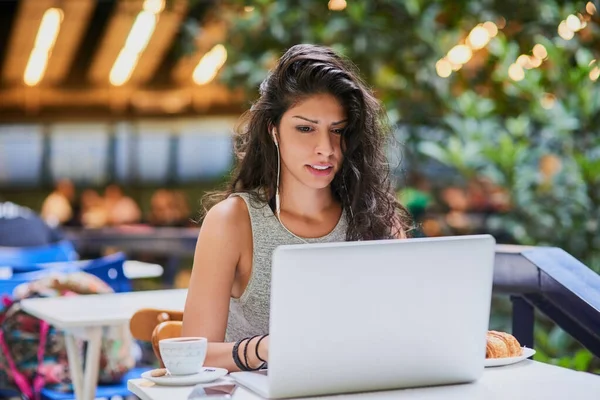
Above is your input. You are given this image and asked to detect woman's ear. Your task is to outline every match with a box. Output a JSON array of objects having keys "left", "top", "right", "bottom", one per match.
[{"left": 270, "top": 125, "right": 279, "bottom": 147}]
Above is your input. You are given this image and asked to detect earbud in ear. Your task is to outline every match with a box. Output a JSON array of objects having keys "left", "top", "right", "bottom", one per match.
[{"left": 272, "top": 128, "right": 279, "bottom": 147}]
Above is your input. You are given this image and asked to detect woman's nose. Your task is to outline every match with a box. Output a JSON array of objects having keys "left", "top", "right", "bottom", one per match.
[{"left": 315, "top": 131, "right": 334, "bottom": 157}]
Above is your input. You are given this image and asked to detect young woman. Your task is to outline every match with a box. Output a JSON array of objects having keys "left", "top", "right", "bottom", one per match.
[{"left": 182, "top": 44, "right": 412, "bottom": 372}]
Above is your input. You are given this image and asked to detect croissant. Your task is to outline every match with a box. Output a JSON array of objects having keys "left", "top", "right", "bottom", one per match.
[{"left": 486, "top": 331, "right": 523, "bottom": 358}]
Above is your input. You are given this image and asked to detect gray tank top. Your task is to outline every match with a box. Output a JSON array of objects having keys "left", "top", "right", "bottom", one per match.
[{"left": 225, "top": 192, "right": 348, "bottom": 342}]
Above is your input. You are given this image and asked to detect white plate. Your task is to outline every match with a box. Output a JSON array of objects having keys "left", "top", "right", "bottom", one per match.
[
  {"left": 485, "top": 347, "right": 536, "bottom": 367},
  {"left": 141, "top": 367, "right": 228, "bottom": 386}
]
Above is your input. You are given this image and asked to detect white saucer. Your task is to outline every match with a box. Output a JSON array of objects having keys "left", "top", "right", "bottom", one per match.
[
  {"left": 141, "top": 367, "right": 229, "bottom": 386},
  {"left": 485, "top": 347, "right": 536, "bottom": 367}
]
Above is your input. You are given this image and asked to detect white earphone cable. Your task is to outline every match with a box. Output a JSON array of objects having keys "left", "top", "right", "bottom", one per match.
[{"left": 274, "top": 137, "right": 309, "bottom": 244}]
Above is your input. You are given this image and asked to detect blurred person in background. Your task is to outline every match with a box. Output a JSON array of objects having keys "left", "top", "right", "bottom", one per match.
[
  {"left": 148, "top": 189, "right": 178, "bottom": 226},
  {"left": 104, "top": 184, "right": 141, "bottom": 226},
  {"left": 0, "top": 199, "right": 64, "bottom": 247},
  {"left": 172, "top": 190, "right": 191, "bottom": 226},
  {"left": 79, "top": 189, "right": 108, "bottom": 228},
  {"left": 41, "top": 179, "right": 76, "bottom": 227},
  {"left": 148, "top": 189, "right": 191, "bottom": 227}
]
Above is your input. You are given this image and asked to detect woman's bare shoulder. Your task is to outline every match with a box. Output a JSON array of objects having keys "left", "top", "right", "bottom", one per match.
[
  {"left": 204, "top": 196, "right": 248, "bottom": 223},
  {"left": 189, "top": 196, "right": 251, "bottom": 275},
  {"left": 198, "top": 196, "right": 252, "bottom": 250},
  {"left": 203, "top": 196, "right": 249, "bottom": 227}
]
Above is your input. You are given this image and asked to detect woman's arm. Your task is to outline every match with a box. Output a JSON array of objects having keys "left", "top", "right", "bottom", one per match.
[{"left": 182, "top": 197, "right": 266, "bottom": 371}]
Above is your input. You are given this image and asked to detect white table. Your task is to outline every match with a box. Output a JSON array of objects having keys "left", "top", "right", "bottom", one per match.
[
  {"left": 128, "top": 360, "right": 600, "bottom": 400},
  {"left": 122, "top": 260, "right": 164, "bottom": 279},
  {"left": 21, "top": 289, "right": 187, "bottom": 400},
  {"left": 0, "top": 260, "right": 164, "bottom": 280}
]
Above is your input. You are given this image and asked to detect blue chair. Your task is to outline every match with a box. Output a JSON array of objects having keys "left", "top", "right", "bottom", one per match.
[
  {"left": 0, "top": 252, "right": 132, "bottom": 298},
  {"left": 79, "top": 252, "right": 132, "bottom": 293},
  {"left": 0, "top": 368, "right": 150, "bottom": 400},
  {"left": 0, "top": 268, "right": 53, "bottom": 300},
  {"left": 40, "top": 366, "right": 150, "bottom": 400},
  {"left": 0, "top": 366, "right": 150, "bottom": 400},
  {"left": 0, "top": 240, "right": 78, "bottom": 267}
]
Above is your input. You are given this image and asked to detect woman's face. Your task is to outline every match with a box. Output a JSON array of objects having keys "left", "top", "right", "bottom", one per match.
[{"left": 276, "top": 93, "right": 346, "bottom": 191}]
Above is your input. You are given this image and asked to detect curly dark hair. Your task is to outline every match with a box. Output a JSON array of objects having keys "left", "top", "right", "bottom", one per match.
[{"left": 205, "top": 44, "right": 412, "bottom": 240}]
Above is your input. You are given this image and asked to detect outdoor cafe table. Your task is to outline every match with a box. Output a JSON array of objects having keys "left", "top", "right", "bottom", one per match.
[
  {"left": 20, "top": 289, "right": 187, "bottom": 400},
  {"left": 128, "top": 360, "right": 600, "bottom": 400}
]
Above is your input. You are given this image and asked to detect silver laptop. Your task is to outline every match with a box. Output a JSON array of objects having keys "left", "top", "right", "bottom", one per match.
[{"left": 231, "top": 235, "right": 495, "bottom": 398}]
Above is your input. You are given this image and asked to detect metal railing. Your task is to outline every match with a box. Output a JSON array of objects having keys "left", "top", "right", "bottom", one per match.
[{"left": 495, "top": 245, "right": 600, "bottom": 357}]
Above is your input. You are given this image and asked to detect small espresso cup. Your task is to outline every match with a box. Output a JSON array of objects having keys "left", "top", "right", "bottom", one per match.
[{"left": 159, "top": 337, "right": 208, "bottom": 375}]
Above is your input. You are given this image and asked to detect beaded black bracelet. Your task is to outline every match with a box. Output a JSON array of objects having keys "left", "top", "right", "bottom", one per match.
[
  {"left": 232, "top": 338, "right": 247, "bottom": 371},
  {"left": 243, "top": 335, "right": 263, "bottom": 371},
  {"left": 255, "top": 334, "right": 269, "bottom": 363}
]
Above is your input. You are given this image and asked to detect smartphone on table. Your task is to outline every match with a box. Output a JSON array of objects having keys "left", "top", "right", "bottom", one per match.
[{"left": 187, "top": 383, "right": 238, "bottom": 399}]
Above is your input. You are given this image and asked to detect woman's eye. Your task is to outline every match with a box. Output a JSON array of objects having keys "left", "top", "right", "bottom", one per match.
[
  {"left": 296, "top": 126, "right": 313, "bottom": 133},
  {"left": 332, "top": 128, "right": 344, "bottom": 135}
]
